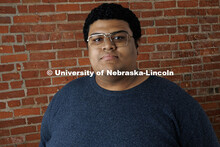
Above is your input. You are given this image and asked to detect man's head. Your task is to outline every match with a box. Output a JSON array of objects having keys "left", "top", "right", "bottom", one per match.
[
  {"left": 83, "top": 3, "right": 141, "bottom": 48},
  {"left": 83, "top": 3, "right": 141, "bottom": 75}
]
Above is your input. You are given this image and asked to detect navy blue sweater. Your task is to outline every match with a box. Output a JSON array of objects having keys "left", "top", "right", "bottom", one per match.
[{"left": 40, "top": 76, "right": 219, "bottom": 147}]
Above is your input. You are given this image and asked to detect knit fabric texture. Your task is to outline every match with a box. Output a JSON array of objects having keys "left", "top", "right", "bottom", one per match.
[{"left": 40, "top": 75, "right": 219, "bottom": 147}]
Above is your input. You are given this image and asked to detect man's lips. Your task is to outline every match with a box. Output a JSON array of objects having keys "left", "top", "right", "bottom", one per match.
[{"left": 100, "top": 54, "right": 118, "bottom": 61}]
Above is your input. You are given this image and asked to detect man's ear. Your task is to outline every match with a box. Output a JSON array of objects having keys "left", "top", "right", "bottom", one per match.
[{"left": 136, "top": 39, "right": 140, "bottom": 55}]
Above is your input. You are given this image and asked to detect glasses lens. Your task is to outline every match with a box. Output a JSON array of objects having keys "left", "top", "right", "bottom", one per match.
[
  {"left": 111, "top": 32, "right": 128, "bottom": 47},
  {"left": 88, "top": 34, "right": 105, "bottom": 47}
]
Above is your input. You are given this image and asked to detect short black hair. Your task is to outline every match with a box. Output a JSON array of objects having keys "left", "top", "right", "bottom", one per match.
[{"left": 83, "top": 3, "right": 141, "bottom": 48}]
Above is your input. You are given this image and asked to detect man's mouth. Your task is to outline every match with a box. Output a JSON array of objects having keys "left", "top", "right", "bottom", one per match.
[{"left": 101, "top": 54, "right": 118, "bottom": 61}]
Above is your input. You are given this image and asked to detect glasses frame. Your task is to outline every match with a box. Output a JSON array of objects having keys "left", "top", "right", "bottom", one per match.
[{"left": 87, "top": 30, "right": 133, "bottom": 47}]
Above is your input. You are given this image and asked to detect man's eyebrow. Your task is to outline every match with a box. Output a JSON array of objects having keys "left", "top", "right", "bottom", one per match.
[{"left": 90, "top": 30, "right": 128, "bottom": 36}]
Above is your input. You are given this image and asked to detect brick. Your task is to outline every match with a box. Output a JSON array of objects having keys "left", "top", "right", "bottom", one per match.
[
  {"left": 23, "top": 62, "right": 49, "bottom": 70},
  {"left": 22, "top": 71, "right": 39, "bottom": 79},
  {"left": 157, "top": 44, "right": 178, "bottom": 51},
  {"left": 29, "top": 5, "right": 55, "bottom": 13},
  {"left": 178, "top": 18, "right": 198, "bottom": 25},
  {"left": 193, "top": 41, "right": 213, "bottom": 49},
  {"left": 2, "top": 73, "right": 20, "bottom": 81},
  {"left": 0, "top": 90, "right": 25, "bottom": 99},
  {"left": 178, "top": 26, "right": 188, "bottom": 33},
  {"left": 0, "top": 0, "right": 20, "bottom": 3},
  {"left": 78, "top": 58, "right": 90, "bottom": 66},
  {"left": 14, "top": 15, "right": 39, "bottom": 23},
  {"left": 0, "top": 119, "right": 26, "bottom": 128},
  {"left": 0, "top": 6, "right": 16, "bottom": 14},
  {"left": 213, "top": 24, "right": 220, "bottom": 31},
  {"left": 63, "top": 32, "right": 74, "bottom": 40},
  {"left": 139, "top": 61, "right": 160, "bottom": 68},
  {"left": 201, "top": 25, "right": 211, "bottom": 31},
  {"left": 25, "top": 78, "right": 51, "bottom": 87},
  {"left": 23, "top": 0, "right": 41, "bottom": 2},
  {"left": 172, "top": 66, "right": 192, "bottom": 73},
  {"left": 173, "top": 51, "right": 197, "bottom": 58},
  {"left": 0, "top": 83, "right": 8, "bottom": 90},
  {"left": 31, "top": 24, "right": 56, "bottom": 32},
  {"left": 136, "top": 53, "right": 149, "bottom": 61},
  {"left": 0, "top": 17, "right": 11, "bottom": 24},
  {"left": 200, "top": 0, "right": 219, "bottom": 7},
  {"left": 170, "top": 35, "right": 187, "bottom": 42},
  {"left": 17, "top": 5, "right": 28, "bottom": 13},
  {"left": 140, "top": 20, "right": 154, "bottom": 27},
  {"left": 26, "top": 43, "right": 52, "bottom": 51},
  {"left": 161, "top": 59, "right": 181, "bottom": 67},
  {"left": 37, "top": 34, "right": 49, "bottom": 41},
  {"left": 11, "top": 126, "right": 36, "bottom": 135},
  {"left": 24, "top": 34, "right": 36, "bottom": 42},
  {"left": 56, "top": 4, "right": 79, "bottom": 12},
  {"left": 179, "top": 43, "right": 192, "bottom": 50},
  {"left": 199, "top": 17, "right": 218, "bottom": 24},
  {"left": 207, "top": 9, "right": 220, "bottom": 15},
  {"left": 155, "top": 1, "right": 176, "bottom": 9},
  {"left": 14, "top": 45, "right": 25, "bottom": 52},
  {"left": 51, "top": 59, "right": 77, "bottom": 68},
  {"left": 0, "top": 64, "right": 14, "bottom": 72},
  {"left": 203, "top": 55, "right": 220, "bottom": 63},
  {"left": 35, "top": 96, "right": 48, "bottom": 104},
  {"left": 8, "top": 100, "right": 21, "bottom": 108},
  {"left": 209, "top": 33, "right": 220, "bottom": 39},
  {"left": 1, "top": 54, "right": 27, "bottom": 63},
  {"left": 148, "top": 35, "right": 169, "bottom": 43},
  {"left": 164, "top": 9, "right": 185, "bottom": 16},
  {"left": 17, "top": 35, "right": 22, "bottom": 42},
  {"left": 41, "top": 13, "right": 66, "bottom": 22},
  {"left": 138, "top": 45, "right": 155, "bottom": 52},
  {"left": 0, "top": 112, "right": 13, "bottom": 119},
  {"left": 0, "top": 129, "right": 10, "bottom": 137},
  {"left": 22, "top": 98, "right": 35, "bottom": 105},
  {"left": 57, "top": 50, "right": 82, "bottom": 58},
  {"left": 130, "top": 2, "right": 152, "bottom": 9},
  {"left": 58, "top": 23, "right": 83, "bottom": 31},
  {"left": 190, "top": 26, "right": 199, "bottom": 32},
  {"left": 2, "top": 35, "right": 15, "bottom": 43},
  {"left": 201, "top": 103, "right": 219, "bottom": 110},
  {"left": 155, "top": 19, "right": 176, "bottom": 26},
  {"left": 14, "top": 108, "right": 40, "bottom": 117},
  {"left": 0, "top": 136, "right": 24, "bottom": 145},
  {"left": 0, "top": 26, "right": 8, "bottom": 33},
  {"left": 39, "top": 86, "right": 61, "bottom": 94},
  {"left": 10, "top": 81, "right": 23, "bottom": 89},
  {"left": 0, "top": 46, "right": 13, "bottom": 53},
  {"left": 157, "top": 28, "right": 166, "bottom": 34},
  {"left": 52, "top": 76, "right": 76, "bottom": 85},
  {"left": 11, "top": 25, "right": 30, "bottom": 33},
  {"left": 181, "top": 58, "right": 201, "bottom": 65},
  {"left": 178, "top": 0, "right": 198, "bottom": 7},
  {"left": 30, "top": 52, "right": 55, "bottom": 61},
  {"left": 81, "top": 3, "right": 99, "bottom": 11},
  {"left": 43, "top": 0, "right": 67, "bottom": 2},
  {"left": 151, "top": 52, "right": 172, "bottom": 60},
  {"left": 142, "top": 11, "right": 163, "bottom": 18},
  {"left": 204, "top": 63, "right": 220, "bottom": 70},
  {"left": 50, "top": 33, "right": 62, "bottom": 41},
  {"left": 186, "top": 9, "right": 206, "bottom": 16},
  {"left": 26, "top": 133, "right": 41, "bottom": 141},
  {"left": 53, "top": 41, "right": 77, "bottom": 49},
  {"left": 68, "top": 13, "right": 87, "bottom": 21}
]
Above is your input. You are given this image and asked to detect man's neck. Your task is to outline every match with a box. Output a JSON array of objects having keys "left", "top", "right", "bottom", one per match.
[{"left": 95, "top": 74, "right": 148, "bottom": 91}]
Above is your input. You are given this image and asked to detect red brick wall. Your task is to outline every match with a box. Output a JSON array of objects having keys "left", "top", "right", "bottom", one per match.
[{"left": 0, "top": 0, "right": 219, "bottom": 146}]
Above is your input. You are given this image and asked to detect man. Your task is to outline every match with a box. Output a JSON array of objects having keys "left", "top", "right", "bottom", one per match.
[{"left": 40, "top": 3, "right": 219, "bottom": 146}]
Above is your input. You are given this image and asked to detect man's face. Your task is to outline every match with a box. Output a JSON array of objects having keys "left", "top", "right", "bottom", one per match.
[{"left": 88, "top": 19, "right": 138, "bottom": 74}]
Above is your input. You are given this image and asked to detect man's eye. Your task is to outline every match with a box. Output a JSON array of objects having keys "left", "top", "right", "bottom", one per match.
[
  {"left": 113, "top": 36, "right": 126, "bottom": 40},
  {"left": 92, "top": 37, "right": 103, "bottom": 42}
]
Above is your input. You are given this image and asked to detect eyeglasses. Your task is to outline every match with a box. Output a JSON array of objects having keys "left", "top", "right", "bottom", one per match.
[{"left": 87, "top": 30, "right": 133, "bottom": 48}]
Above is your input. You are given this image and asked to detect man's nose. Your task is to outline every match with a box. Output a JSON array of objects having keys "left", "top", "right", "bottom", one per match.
[{"left": 102, "top": 36, "right": 116, "bottom": 51}]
